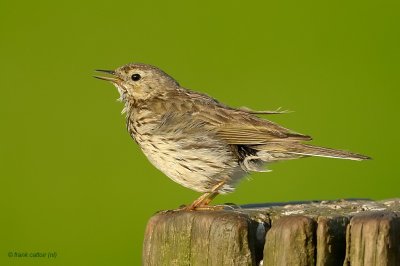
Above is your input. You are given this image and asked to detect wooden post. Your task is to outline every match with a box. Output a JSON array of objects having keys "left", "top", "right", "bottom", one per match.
[{"left": 142, "top": 199, "right": 400, "bottom": 266}]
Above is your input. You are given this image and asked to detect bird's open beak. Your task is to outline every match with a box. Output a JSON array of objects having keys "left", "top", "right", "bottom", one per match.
[{"left": 93, "top": 69, "right": 120, "bottom": 83}]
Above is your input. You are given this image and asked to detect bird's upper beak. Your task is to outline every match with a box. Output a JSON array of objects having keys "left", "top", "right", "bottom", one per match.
[{"left": 93, "top": 69, "right": 121, "bottom": 83}]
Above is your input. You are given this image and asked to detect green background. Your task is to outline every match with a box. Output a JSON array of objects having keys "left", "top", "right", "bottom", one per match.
[{"left": 1, "top": 0, "right": 399, "bottom": 265}]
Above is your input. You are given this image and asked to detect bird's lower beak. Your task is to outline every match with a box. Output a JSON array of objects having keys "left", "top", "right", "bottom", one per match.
[{"left": 94, "top": 69, "right": 120, "bottom": 83}]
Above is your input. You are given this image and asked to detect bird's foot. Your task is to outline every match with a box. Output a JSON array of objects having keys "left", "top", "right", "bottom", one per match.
[
  {"left": 172, "top": 204, "right": 225, "bottom": 211},
  {"left": 191, "top": 204, "right": 225, "bottom": 211}
]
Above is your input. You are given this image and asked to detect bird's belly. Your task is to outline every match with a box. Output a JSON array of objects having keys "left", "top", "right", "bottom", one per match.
[{"left": 136, "top": 134, "right": 245, "bottom": 193}]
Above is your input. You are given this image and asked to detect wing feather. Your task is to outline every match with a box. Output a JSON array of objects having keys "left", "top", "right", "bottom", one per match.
[
  {"left": 216, "top": 125, "right": 311, "bottom": 145},
  {"left": 170, "top": 89, "right": 312, "bottom": 145}
]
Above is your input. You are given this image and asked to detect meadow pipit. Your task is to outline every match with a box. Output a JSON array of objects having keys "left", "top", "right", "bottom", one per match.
[{"left": 94, "top": 63, "right": 370, "bottom": 210}]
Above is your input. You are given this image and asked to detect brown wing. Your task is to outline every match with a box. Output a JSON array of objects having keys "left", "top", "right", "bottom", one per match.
[
  {"left": 215, "top": 114, "right": 312, "bottom": 145},
  {"left": 216, "top": 125, "right": 311, "bottom": 145},
  {"left": 167, "top": 89, "right": 312, "bottom": 145},
  {"left": 194, "top": 103, "right": 311, "bottom": 145}
]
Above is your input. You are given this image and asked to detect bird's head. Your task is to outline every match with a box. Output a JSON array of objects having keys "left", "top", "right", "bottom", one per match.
[{"left": 94, "top": 63, "right": 179, "bottom": 102}]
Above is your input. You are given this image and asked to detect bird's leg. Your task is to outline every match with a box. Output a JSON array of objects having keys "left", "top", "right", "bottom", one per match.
[
  {"left": 185, "top": 192, "right": 211, "bottom": 210},
  {"left": 185, "top": 181, "right": 225, "bottom": 211},
  {"left": 200, "top": 191, "right": 220, "bottom": 205}
]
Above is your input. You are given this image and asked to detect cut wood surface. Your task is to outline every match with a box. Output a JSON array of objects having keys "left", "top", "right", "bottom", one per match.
[{"left": 142, "top": 199, "right": 400, "bottom": 266}]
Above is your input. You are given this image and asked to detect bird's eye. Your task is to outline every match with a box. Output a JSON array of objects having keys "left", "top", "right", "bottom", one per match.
[{"left": 131, "top": 74, "right": 141, "bottom": 81}]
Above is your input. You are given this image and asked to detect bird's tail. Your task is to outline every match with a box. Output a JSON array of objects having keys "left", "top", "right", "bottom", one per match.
[
  {"left": 284, "top": 143, "right": 370, "bottom": 161},
  {"left": 253, "top": 143, "right": 371, "bottom": 161}
]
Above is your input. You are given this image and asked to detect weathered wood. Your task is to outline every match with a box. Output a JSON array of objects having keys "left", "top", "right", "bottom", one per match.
[
  {"left": 344, "top": 211, "right": 400, "bottom": 266},
  {"left": 143, "top": 211, "right": 261, "bottom": 266},
  {"left": 264, "top": 215, "right": 316, "bottom": 266},
  {"left": 142, "top": 199, "right": 400, "bottom": 266},
  {"left": 316, "top": 216, "right": 349, "bottom": 266}
]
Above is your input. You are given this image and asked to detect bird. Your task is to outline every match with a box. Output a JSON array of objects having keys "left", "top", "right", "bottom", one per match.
[{"left": 94, "top": 63, "right": 370, "bottom": 210}]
